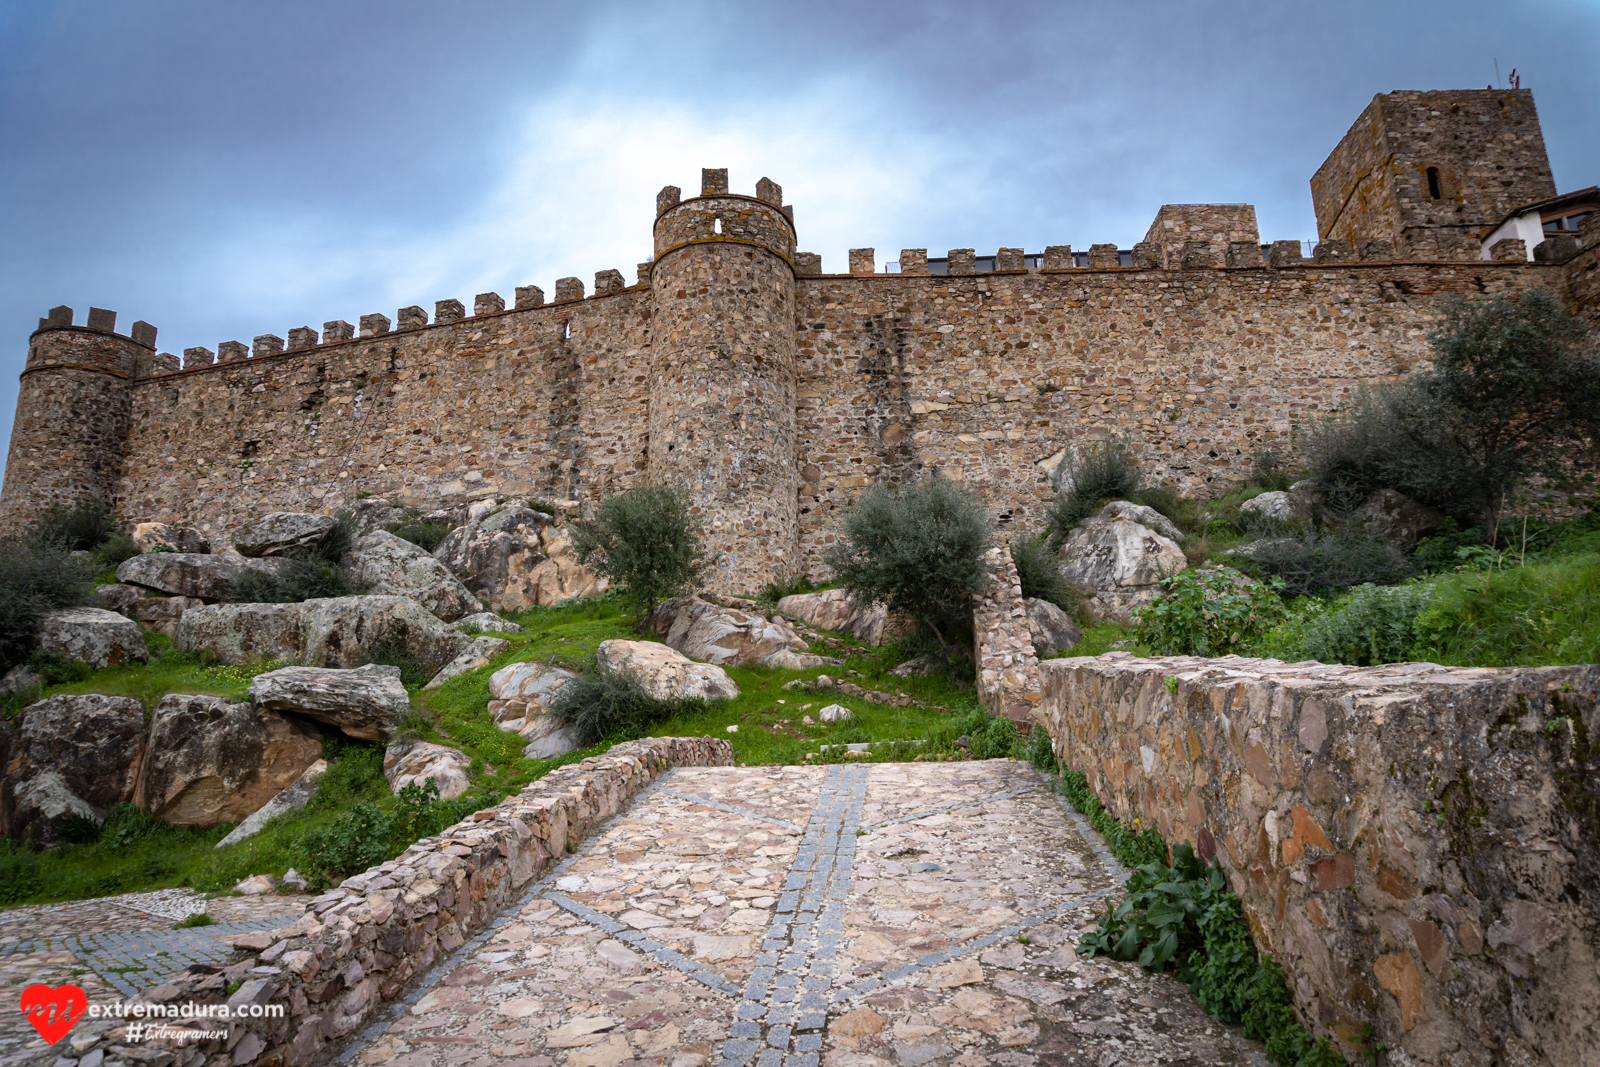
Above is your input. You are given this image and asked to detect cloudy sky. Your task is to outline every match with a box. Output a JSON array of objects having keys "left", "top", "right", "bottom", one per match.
[{"left": 0, "top": 0, "right": 1596, "bottom": 475}]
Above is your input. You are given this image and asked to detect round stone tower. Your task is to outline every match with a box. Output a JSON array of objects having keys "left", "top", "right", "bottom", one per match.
[
  {"left": 648, "top": 170, "right": 799, "bottom": 593},
  {"left": 0, "top": 306, "right": 153, "bottom": 535}
]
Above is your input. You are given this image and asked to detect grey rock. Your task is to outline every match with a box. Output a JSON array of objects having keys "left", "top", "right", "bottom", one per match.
[
  {"left": 647, "top": 595, "right": 810, "bottom": 667},
  {"left": 453, "top": 612, "right": 523, "bottom": 634},
  {"left": 37, "top": 607, "right": 149, "bottom": 669},
  {"left": 1057, "top": 502, "right": 1187, "bottom": 625},
  {"left": 300, "top": 595, "right": 470, "bottom": 673},
  {"left": 423, "top": 636, "right": 510, "bottom": 689},
  {"left": 486, "top": 660, "right": 582, "bottom": 757},
  {"left": 890, "top": 653, "right": 945, "bottom": 679},
  {"left": 1099, "top": 500, "right": 1185, "bottom": 543},
  {"left": 175, "top": 602, "right": 308, "bottom": 664},
  {"left": 232, "top": 513, "right": 337, "bottom": 558},
  {"left": 818, "top": 703, "right": 853, "bottom": 723},
  {"left": 131, "top": 522, "right": 211, "bottom": 555},
  {"left": 248, "top": 664, "right": 411, "bottom": 741},
  {"left": 1024, "top": 597, "right": 1082, "bottom": 656},
  {"left": 775, "top": 588, "right": 913, "bottom": 646},
  {"left": 432, "top": 509, "right": 548, "bottom": 612},
  {"left": 90, "top": 582, "right": 148, "bottom": 615},
  {"left": 116, "top": 552, "right": 291, "bottom": 601},
  {"left": 522, "top": 721, "right": 582, "bottom": 760},
  {"left": 349, "top": 497, "right": 409, "bottom": 533},
  {"left": 0, "top": 694, "right": 146, "bottom": 844},
  {"left": 384, "top": 741, "right": 470, "bottom": 800},
  {"left": 0, "top": 665, "right": 40, "bottom": 697},
  {"left": 1358, "top": 488, "right": 1448, "bottom": 552},
  {"left": 140, "top": 694, "right": 323, "bottom": 826},
  {"left": 280, "top": 867, "right": 310, "bottom": 891},
  {"left": 130, "top": 594, "right": 205, "bottom": 637},
  {"left": 215, "top": 760, "right": 329, "bottom": 848},
  {"left": 595, "top": 640, "right": 740, "bottom": 701},
  {"left": 349, "top": 530, "right": 481, "bottom": 621}
]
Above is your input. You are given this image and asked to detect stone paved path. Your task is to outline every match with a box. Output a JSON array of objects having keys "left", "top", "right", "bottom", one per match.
[
  {"left": 0, "top": 892, "right": 306, "bottom": 1064},
  {"left": 339, "top": 761, "right": 1270, "bottom": 1067}
]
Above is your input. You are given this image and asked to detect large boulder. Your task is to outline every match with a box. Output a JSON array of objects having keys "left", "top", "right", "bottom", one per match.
[
  {"left": 214, "top": 759, "right": 328, "bottom": 848},
  {"left": 231, "top": 512, "right": 336, "bottom": 558},
  {"left": 300, "top": 595, "right": 471, "bottom": 673},
  {"left": 90, "top": 583, "right": 148, "bottom": 614},
  {"left": 647, "top": 596, "right": 812, "bottom": 667},
  {"left": 1057, "top": 501, "right": 1188, "bottom": 625},
  {"left": 175, "top": 602, "right": 308, "bottom": 663},
  {"left": 1099, "top": 500, "right": 1184, "bottom": 543},
  {"left": 0, "top": 694, "right": 146, "bottom": 844},
  {"left": 432, "top": 507, "right": 550, "bottom": 612},
  {"left": 1358, "top": 489, "right": 1448, "bottom": 552},
  {"left": 348, "top": 530, "right": 481, "bottom": 621},
  {"left": 487, "top": 660, "right": 582, "bottom": 757},
  {"left": 775, "top": 588, "right": 913, "bottom": 646},
  {"left": 1024, "top": 597, "right": 1082, "bottom": 656},
  {"left": 138, "top": 694, "right": 323, "bottom": 826},
  {"left": 595, "top": 640, "right": 740, "bottom": 701},
  {"left": 131, "top": 522, "right": 210, "bottom": 555},
  {"left": 384, "top": 741, "right": 471, "bottom": 800},
  {"left": 116, "top": 552, "right": 290, "bottom": 601},
  {"left": 37, "top": 607, "right": 149, "bottom": 669},
  {"left": 1238, "top": 490, "right": 1305, "bottom": 524},
  {"left": 511, "top": 526, "right": 605, "bottom": 606},
  {"left": 130, "top": 595, "right": 205, "bottom": 638},
  {"left": 454, "top": 612, "right": 522, "bottom": 634},
  {"left": 423, "top": 636, "right": 510, "bottom": 689},
  {"left": 248, "top": 664, "right": 411, "bottom": 741}
]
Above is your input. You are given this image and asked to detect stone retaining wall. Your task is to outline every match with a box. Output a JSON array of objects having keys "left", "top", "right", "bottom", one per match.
[
  {"left": 1038, "top": 653, "right": 1599, "bottom": 1067},
  {"left": 67, "top": 735, "right": 732, "bottom": 1067},
  {"left": 971, "top": 544, "right": 1042, "bottom": 726}
]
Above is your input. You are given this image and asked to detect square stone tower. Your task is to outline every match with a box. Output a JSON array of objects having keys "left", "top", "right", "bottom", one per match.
[{"left": 1311, "top": 89, "right": 1556, "bottom": 260}]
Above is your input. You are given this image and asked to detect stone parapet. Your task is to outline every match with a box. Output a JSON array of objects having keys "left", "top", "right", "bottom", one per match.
[
  {"left": 64, "top": 735, "right": 733, "bottom": 1067},
  {"left": 1037, "top": 653, "right": 1600, "bottom": 1067},
  {"left": 972, "top": 544, "right": 1042, "bottom": 726}
]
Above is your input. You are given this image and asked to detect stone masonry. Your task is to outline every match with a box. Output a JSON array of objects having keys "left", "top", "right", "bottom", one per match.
[
  {"left": 1037, "top": 653, "right": 1600, "bottom": 1067},
  {"left": 972, "top": 545, "right": 1043, "bottom": 727},
  {"left": 2, "top": 88, "right": 1595, "bottom": 594}
]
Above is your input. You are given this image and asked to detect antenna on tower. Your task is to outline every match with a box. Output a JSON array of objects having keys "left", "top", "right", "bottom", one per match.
[{"left": 1494, "top": 58, "right": 1501, "bottom": 88}]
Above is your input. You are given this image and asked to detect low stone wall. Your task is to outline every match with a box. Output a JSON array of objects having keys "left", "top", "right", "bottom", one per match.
[
  {"left": 70, "top": 735, "right": 732, "bottom": 1067},
  {"left": 1038, "top": 653, "right": 1599, "bottom": 1067},
  {"left": 971, "top": 544, "right": 1042, "bottom": 727}
]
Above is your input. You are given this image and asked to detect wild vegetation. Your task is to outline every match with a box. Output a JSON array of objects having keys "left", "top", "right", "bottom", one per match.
[{"left": 569, "top": 481, "right": 713, "bottom": 619}]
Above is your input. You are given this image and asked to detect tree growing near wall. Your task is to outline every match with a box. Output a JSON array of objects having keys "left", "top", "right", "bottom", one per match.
[
  {"left": 823, "top": 471, "right": 991, "bottom": 649},
  {"left": 569, "top": 482, "right": 712, "bottom": 620}
]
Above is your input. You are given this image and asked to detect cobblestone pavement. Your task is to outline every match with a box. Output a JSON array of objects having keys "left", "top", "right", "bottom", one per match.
[
  {"left": 0, "top": 891, "right": 307, "bottom": 1064},
  {"left": 338, "top": 761, "right": 1270, "bottom": 1067}
]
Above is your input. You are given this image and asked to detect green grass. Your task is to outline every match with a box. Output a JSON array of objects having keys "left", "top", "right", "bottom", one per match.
[{"left": 1046, "top": 622, "right": 1146, "bottom": 659}]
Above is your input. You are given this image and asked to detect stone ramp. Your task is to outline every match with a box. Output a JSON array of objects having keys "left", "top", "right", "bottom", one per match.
[{"left": 341, "top": 761, "right": 1270, "bottom": 1067}]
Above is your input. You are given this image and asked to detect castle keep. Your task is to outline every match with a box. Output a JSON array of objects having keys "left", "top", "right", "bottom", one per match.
[{"left": 3, "top": 88, "right": 1595, "bottom": 592}]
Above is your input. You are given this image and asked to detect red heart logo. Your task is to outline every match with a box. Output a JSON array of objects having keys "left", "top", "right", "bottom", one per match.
[{"left": 19, "top": 984, "right": 87, "bottom": 1045}]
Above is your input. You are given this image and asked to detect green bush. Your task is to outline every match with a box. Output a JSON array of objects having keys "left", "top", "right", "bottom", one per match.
[
  {"left": 1241, "top": 528, "right": 1407, "bottom": 597},
  {"left": 550, "top": 665, "right": 707, "bottom": 746},
  {"left": 230, "top": 557, "right": 363, "bottom": 603},
  {"left": 0, "top": 536, "right": 95, "bottom": 673},
  {"left": 386, "top": 521, "right": 453, "bottom": 553},
  {"left": 1135, "top": 569, "right": 1287, "bottom": 657},
  {"left": 953, "top": 708, "right": 1018, "bottom": 760},
  {"left": 1252, "top": 443, "right": 1299, "bottom": 492},
  {"left": 570, "top": 482, "right": 712, "bottom": 619},
  {"left": 823, "top": 471, "right": 991, "bottom": 650},
  {"left": 1048, "top": 437, "right": 1141, "bottom": 534},
  {"left": 1010, "top": 530, "right": 1076, "bottom": 611},
  {"left": 364, "top": 638, "right": 437, "bottom": 688},
  {"left": 34, "top": 497, "right": 118, "bottom": 551},
  {"left": 1299, "top": 583, "right": 1433, "bottom": 666},
  {"left": 93, "top": 530, "right": 142, "bottom": 569},
  {"left": 296, "top": 778, "right": 477, "bottom": 890},
  {"left": 1020, "top": 726, "right": 1056, "bottom": 772}
]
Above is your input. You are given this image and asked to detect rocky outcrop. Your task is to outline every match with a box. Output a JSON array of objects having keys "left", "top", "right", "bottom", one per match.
[
  {"left": 432, "top": 507, "right": 550, "bottom": 612},
  {"left": 1057, "top": 501, "right": 1187, "bottom": 624},
  {"left": 348, "top": 530, "right": 481, "bottom": 621},
  {"left": 138, "top": 694, "right": 323, "bottom": 826},
  {"left": 175, "top": 602, "right": 308, "bottom": 663},
  {"left": 383, "top": 741, "right": 471, "bottom": 800},
  {"left": 524, "top": 527, "right": 606, "bottom": 605},
  {"left": 0, "top": 694, "right": 147, "bottom": 844},
  {"left": 116, "top": 552, "right": 290, "bottom": 601},
  {"left": 1024, "top": 597, "right": 1082, "bottom": 657},
  {"left": 595, "top": 640, "right": 740, "bottom": 701},
  {"left": 215, "top": 759, "right": 329, "bottom": 848},
  {"left": 487, "top": 661, "right": 582, "bottom": 758},
  {"left": 232, "top": 512, "right": 337, "bottom": 558},
  {"left": 131, "top": 522, "right": 210, "bottom": 555},
  {"left": 1238, "top": 490, "right": 1305, "bottom": 524},
  {"left": 37, "top": 607, "right": 149, "bottom": 669},
  {"left": 454, "top": 612, "right": 522, "bottom": 634},
  {"left": 301, "top": 595, "right": 470, "bottom": 674},
  {"left": 423, "top": 636, "right": 510, "bottom": 689},
  {"left": 775, "top": 588, "right": 913, "bottom": 646},
  {"left": 248, "top": 664, "right": 411, "bottom": 741},
  {"left": 1099, "top": 500, "right": 1184, "bottom": 543},
  {"left": 1357, "top": 488, "right": 1448, "bottom": 551},
  {"left": 647, "top": 595, "right": 815, "bottom": 667},
  {"left": 90, "top": 582, "right": 147, "bottom": 614},
  {"left": 130, "top": 594, "right": 205, "bottom": 637}
]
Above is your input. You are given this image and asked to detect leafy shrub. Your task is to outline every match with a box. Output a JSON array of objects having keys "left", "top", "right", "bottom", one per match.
[
  {"left": 313, "top": 509, "right": 360, "bottom": 564},
  {"left": 758, "top": 573, "right": 824, "bottom": 609},
  {"left": 34, "top": 497, "right": 118, "bottom": 551},
  {"left": 1251, "top": 443, "right": 1299, "bottom": 492},
  {"left": 1056, "top": 767, "right": 1167, "bottom": 867},
  {"left": 1020, "top": 727, "right": 1056, "bottom": 772},
  {"left": 365, "top": 638, "right": 436, "bottom": 688},
  {"left": 949, "top": 707, "right": 1018, "bottom": 760},
  {"left": 550, "top": 665, "right": 706, "bottom": 746},
  {"left": 823, "top": 471, "right": 991, "bottom": 649},
  {"left": 1298, "top": 583, "right": 1432, "bottom": 666},
  {"left": 26, "top": 650, "right": 92, "bottom": 686},
  {"left": 93, "top": 530, "right": 142, "bottom": 569},
  {"left": 570, "top": 482, "right": 712, "bottom": 619},
  {"left": 386, "top": 521, "right": 453, "bottom": 553},
  {"left": 1135, "top": 569, "right": 1287, "bottom": 657},
  {"left": 0, "top": 536, "right": 95, "bottom": 672},
  {"left": 1131, "top": 485, "right": 1204, "bottom": 537},
  {"left": 230, "top": 557, "right": 363, "bottom": 603},
  {"left": 296, "top": 778, "right": 476, "bottom": 890},
  {"left": 1241, "top": 529, "right": 1407, "bottom": 597},
  {"left": 1048, "top": 437, "right": 1141, "bottom": 534},
  {"left": 1010, "top": 530, "right": 1076, "bottom": 611}
]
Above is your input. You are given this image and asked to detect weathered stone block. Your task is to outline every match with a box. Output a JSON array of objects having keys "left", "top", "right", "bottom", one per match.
[
  {"left": 995, "top": 247, "right": 1024, "bottom": 271},
  {"left": 755, "top": 177, "right": 782, "bottom": 206},
  {"left": 848, "top": 248, "right": 875, "bottom": 275},
  {"left": 793, "top": 252, "right": 821, "bottom": 275},
  {"left": 434, "top": 299, "right": 465, "bottom": 324},
  {"left": 655, "top": 185, "right": 681, "bottom": 214},
  {"left": 1088, "top": 243, "right": 1121, "bottom": 268},
  {"left": 474, "top": 292, "right": 504, "bottom": 316},
  {"left": 1041, "top": 245, "right": 1072, "bottom": 270},
  {"left": 947, "top": 248, "right": 975, "bottom": 275},
  {"left": 1267, "top": 239, "right": 1303, "bottom": 267},
  {"left": 594, "top": 269, "right": 625, "bottom": 294},
  {"left": 358, "top": 314, "right": 389, "bottom": 337},
  {"left": 217, "top": 340, "right": 249, "bottom": 363},
  {"left": 554, "top": 277, "right": 583, "bottom": 303},
  {"left": 253, "top": 334, "right": 285, "bottom": 358},
  {"left": 323, "top": 319, "right": 354, "bottom": 342},
  {"left": 898, "top": 249, "right": 928, "bottom": 274},
  {"left": 87, "top": 307, "right": 116, "bottom": 332},
  {"left": 287, "top": 326, "right": 319, "bottom": 350},
  {"left": 1490, "top": 238, "right": 1527, "bottom": 262},
  {"left": 514, "top": 285, "right": 544, "bottom": 309},
  {"left": 395, "top": 306, "right": 427, "bottom": 331},
  {"left": 183, "top": 346, "right": 214, "bottom": 368},
  {"left": 700, "top": 168, "right": 728, "bottom": 196}
]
